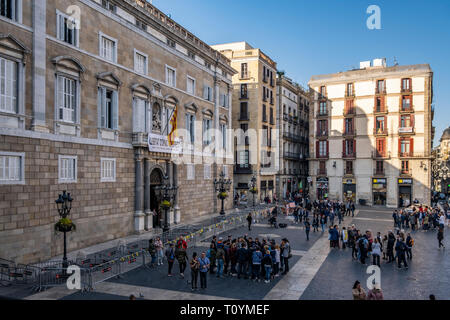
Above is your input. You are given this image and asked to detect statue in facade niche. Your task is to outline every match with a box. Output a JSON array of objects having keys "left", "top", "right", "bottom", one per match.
[{"left": 152, "top": 103, "right": 161, "bottom": 133}]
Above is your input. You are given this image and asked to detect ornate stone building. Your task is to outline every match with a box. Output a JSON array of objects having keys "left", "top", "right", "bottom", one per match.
[
  {"left": 309, "top": 59, "right": 434, "bottom": 207},
  {"left": 0, "top": 0, "right": 235, "bottom": 264}
]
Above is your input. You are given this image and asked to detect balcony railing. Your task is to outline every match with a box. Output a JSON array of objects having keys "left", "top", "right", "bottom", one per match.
[
  {"left": 344, "top": 108, "right": 356, "bottom": 116},
  {"left": 400, "top": 168, "right": 412, "bottom": 176},
  {"left": 284, "top": 152, "right": 301, "bottom": 160},
  {"left": 344, "top": 168, "right": 354, "bottom": 176},
  {"left": 317, "top": 130, "right": 329, "bottom": 138},
  {"left": 401, "top": 87, "right": 412, "bottom": 94},
  {"left": 283, "top": 132, "right": 302, "bottom": 142},
  {"left": 343, "top": 129, "right": 357, "bottom": 137},
  {"left": 375, "top": 87, "right": 386, "bottom": 95},
  {"left": 400, "top": 105, "right": 414, "bottom": 113},
  {"left": 372, "top": 151, "right": 391, "bottom": 159},
  {"left": 234, "top": 164, "right": 253, "bottom": 174},
  {"left": 374, "top": 107, "right": 388, "bottom": 114},
  {"left": 317, "top": 110, "right": 328, "bottom": 117},
  {"left": 342, "top": 152, "right": 356, "bottom": 159},
  {"left": 398, "top": 127, "right": 415, "bottom": 135},
  {"left": 373, "top": 168, "right": 385, "bottom": 176},
  {"left": 239, "top": 113, "right": 249, "bottom": 121},
  {"left": 317, "top": 168, "right": 327, "bottom": 176},
  {"left": 373, "top": 127, "right": 388, "bottom": 136},
  {"left": 399, "top": 151, "right": 413, "bottom": 158}
]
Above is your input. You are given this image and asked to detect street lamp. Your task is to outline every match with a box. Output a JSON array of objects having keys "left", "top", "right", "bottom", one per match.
[
  {"left": 155, "top": 176, "right": 178, "bottom": 233},
  {"left": 249, "top": 173, "right": 257, "bottom": 208},
  {"left": 214, "top": 171, "right": 232, "bottom": 216},
  {"left": 55, "top": 190, "right": 73, "bottom": 269}
]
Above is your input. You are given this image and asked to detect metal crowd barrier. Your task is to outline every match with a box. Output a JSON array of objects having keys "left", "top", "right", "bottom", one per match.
[{"left": 0, "top": 205, "right": 275, "bottom": 293}]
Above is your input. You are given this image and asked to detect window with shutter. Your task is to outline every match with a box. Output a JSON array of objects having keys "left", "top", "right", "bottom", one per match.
[{"left": 0, "top": 57, "right": 18, "bottom": 113}]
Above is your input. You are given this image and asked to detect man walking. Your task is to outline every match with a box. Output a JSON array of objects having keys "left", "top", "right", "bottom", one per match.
[
  {"left": 281, "top": 239, "right": 291, "bottom": 275},
  {"left": 247, "top": 213, "right": 253, "bottom": 231},
  {"left": 199, "top": 252, "right": 210, "bottom": 289},
  {"left": 304, "top": 218, "right": 311, "bottom": 241}
]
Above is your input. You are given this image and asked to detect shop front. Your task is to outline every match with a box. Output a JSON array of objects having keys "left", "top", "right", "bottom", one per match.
[
  {"left": 316, "top": 177, "right": 329, "bottom": 200},
  {"left": 343, "top": 178, "right": 356, "bottom": 202},
  {"left": 372, "top": 178, "right": 387, "bottom": 206},
  {"left": 398, "top": 178, "right": 413, "bottom": 208}
]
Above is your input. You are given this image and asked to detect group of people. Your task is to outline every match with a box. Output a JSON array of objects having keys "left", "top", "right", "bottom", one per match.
[{"left": 152, "top": 234, "right": 293, "bottom": 291}]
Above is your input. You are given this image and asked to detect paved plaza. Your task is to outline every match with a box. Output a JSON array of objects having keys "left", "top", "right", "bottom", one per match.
[{"left": 3, "top": 207, "right": 449, "bottom": 300}]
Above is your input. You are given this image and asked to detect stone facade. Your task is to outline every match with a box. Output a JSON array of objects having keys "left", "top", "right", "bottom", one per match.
[
  {"left": 308, "top": 60, "right": 434, "bottom": 208},
  {"left": 0, "top": 0, "right": 235, "bottom": 264}
]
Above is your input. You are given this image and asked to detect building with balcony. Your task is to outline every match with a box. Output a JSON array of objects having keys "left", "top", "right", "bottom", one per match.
[
  {"left": 309, "top": 59, "right": 433, "bottom": 207},
  {"left": 211, "top": 42, "right": 277, "bottom": 202},
  {"left": 0, "top": 0, "right": 236, "bottom": 264},
  {"left": 276, "top": 73, "right": 310, "bottom": 199}
]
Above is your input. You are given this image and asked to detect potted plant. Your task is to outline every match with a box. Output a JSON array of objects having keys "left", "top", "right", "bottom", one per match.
[
  {"left": 250, "top": 187, "right": 258, "bottom": 194},
  {"left": 55, "top": 217, "right": 76, "bottom": 233},
  {"left": 218, "top": 192, "right": 228, "bottom": 200},
  {"left": 160, "top": 200, "right": 172, "bottom": 210}
]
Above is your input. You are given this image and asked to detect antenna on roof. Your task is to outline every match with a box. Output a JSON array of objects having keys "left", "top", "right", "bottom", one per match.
[{"left": 393, "top": 57, "right": 399, "bottom": 66}]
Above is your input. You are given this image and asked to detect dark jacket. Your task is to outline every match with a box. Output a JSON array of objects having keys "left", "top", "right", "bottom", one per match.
[{"left": 236, "top": 247, "right": 248, "bottom": 263}]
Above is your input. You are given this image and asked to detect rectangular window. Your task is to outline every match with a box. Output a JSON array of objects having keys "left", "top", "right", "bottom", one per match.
[
  {"left": 57, "top": 75, "right": 76, "bottom": 123},
  {"left": 0, "top": 57, "right": 17, "bottom": 113},
  {"left": 318, "top": 120, "right": 327, "bottom": 135},
  {"left": 165, "top": 66, "right": 176, "bottom": 87},
  {"left": 347, "top": 83, "right": 354, "bottom": 96},
  {"left": 377, "top": 80, "right": 385, "bottom": 93},
  {"left": 133, "top": 97, "right": 148, "bottom": 133},
  {"left": 187, "top": 76, "right": 195, "bottom": 95},
  {"left": 0, "top": 152, "right": 24, "bottom": 184},
  {"left": 203, "top": 85, "right": 213, "bottom": 102},
  {"left": 319, "top": 141, "right": 327, "bottom": 157},
  {"left": 98, "top": 87, "right": 118, "bottom": 130},
  {"left": 400, "top": 140, "right": 410, "bottom": 154},
  {"left": 134, "top": 50, "right": 148, "bottom": 75},
  {"left": 101, "top": 158, "right": 116, "bottom": 182},
  {"left": 238, "top": 150, "right": 249, "bottom": 167},
  {"left": 241, "top": 63, "right": 248, "bottom": 78},
  {"left": 204, "top": 164, "right": 211, "bottom": 180},
  {"left": 187, "top": 164, "right": 195, "bottom": 180},
  {"left": 345, "top": 161, "right": 353, "bottom": 174},
  {"left": 102, "top": 0, "right": 116, "bottom": 12},
  {"left": 99, "top": 33, "right": 117, "bottom": 62},
  {"left": 401, "top": 160, "right": 409, "bottom": 174},
  {"left": 185, "top": 113, "right": 195, "bottom": 144},
  {"left": 57, "top": 10, "right": 79, "bottom": 47},
  {"left": 58, "top": 155, "right": 77, "bottom": 183},
  {"left": 402, "top": 78, "right": 411, "bottom": 91},
  {"left": 344, "top": 140, "right": 355, "bottom": 156},
  {"left": 262, "top": 104, "right": 267, "bottom": 122},
  {"left": 203, "top": 119, "right": 212, "bottom": 145},
  {"left": 376, "top": 116, "right": 385, "bottom": 133},
  {"left": 221, "top": 123, "right": 227, "bottom": 150},
  {"left": 320, "top": 86, "right": 326, "bottom": 97},
  {"left": 0, "top": 0, "right": 20, "bottom": 21},
  {"left": 402, "top": 96, "right": 411, "bottom": 110},
  {"left": 400, "top": 115, "right": 411, "bottom": 128},
  {"left": 345, "top": 118, "right": 354, "bottom": 134},
  {"left": 376, "top": 138, "right": 386, "bottom": 156},
  {"left": 376, "top": 161, "right": 384, "bottom": 174},
  {"left": 240, "top": 84, "right": 248, "bottom": 98},
  {"left": 319, "top": 102, "right": 327, "bottom": 115}
]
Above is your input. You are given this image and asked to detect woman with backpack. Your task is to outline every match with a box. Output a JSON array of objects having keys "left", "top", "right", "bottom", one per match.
[
  {"left": 165, "top": 243, "right": 176, "bottom": 277},
  {"left": 175, "top": 242, "right": 188, "bottom": 278}
]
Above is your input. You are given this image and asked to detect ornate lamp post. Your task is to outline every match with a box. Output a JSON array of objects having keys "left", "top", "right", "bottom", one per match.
[
  {"left": 249, "top": 173, "right": 257, "bottom": 208},
  {"left": 55, "top": 191, "right": 74, "bottom": 269},
  {"left": 214, "top": 171, "right": 232, "bottom": 216},
  {"left": 155, "top": 176, "right": 178, "bottom": 233}
]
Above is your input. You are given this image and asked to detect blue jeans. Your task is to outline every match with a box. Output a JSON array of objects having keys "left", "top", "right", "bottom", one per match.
[
  {"left": 217, "top": 259, "right": 224, "bottom": 277},
  {"left": 265, "top": 265, "right": 272, "bottom": 281}
]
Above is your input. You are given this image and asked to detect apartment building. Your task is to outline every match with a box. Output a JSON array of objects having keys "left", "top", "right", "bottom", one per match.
[
  {"left": 308, "top": 59, "right": 434, "bottom": 208},
  {"left": 276, "top": 73, "right": 310, "bottom": 199},
  {"left": 432, "top": 127, "right": 450, "bottom": 195},
  {"left": 211, "top": 42, "right": 278, "bottom": 202},
  {"left": 0, "top": 0, "right": 236, "bottom": 264}
]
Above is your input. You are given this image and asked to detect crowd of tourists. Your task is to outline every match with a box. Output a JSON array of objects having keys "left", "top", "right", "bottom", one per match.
[{"left": 147, "top": 233, "right": 293, "bottom": 291}]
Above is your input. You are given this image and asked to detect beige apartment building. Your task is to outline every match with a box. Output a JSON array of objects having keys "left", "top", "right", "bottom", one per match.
[
  {"left": 212, "top": 42, "right": 278, "bottom": 203},
  {"left": 276, "top": 74, "right": 310, "bottom": 199},
  {"left": 308, "top": 59, "right": 434, "bottom": 208},
  {"left": 0, "top": 0, "right": 236, "bottom": 264}
]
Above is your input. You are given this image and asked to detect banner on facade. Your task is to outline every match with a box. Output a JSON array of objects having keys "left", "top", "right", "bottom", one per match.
[{"left": 148, "top": 133, "right": 182, "bottom": 154}]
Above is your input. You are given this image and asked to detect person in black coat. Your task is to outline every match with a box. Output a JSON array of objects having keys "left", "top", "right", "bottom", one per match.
[
  {"left": 236, "top": 243, "right": 249, "bottom": 279},
  {"left": 386, "top": 231, "right": 396, "bottom": 263}
]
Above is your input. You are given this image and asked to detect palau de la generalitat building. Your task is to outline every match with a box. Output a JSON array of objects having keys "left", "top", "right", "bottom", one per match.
[
  {"left": 0, "top": 0, "right": 236, "bottom": 264},
  {"left": 308, "top": 59, "right": 434, "bottom": 208}
]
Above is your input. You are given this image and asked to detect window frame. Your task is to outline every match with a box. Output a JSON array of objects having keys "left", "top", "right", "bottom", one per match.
[
  {"left": 56, "top": 9, "right": 80, "bottom": 47},
  {"left": 133, "top": 49, "right": 148, "bottom": 75},
  {"left": 0, "top": 151, "right": 25, "bottom": 185},
  {"left": 187, "top": 164, "right": 195, "bottom": 181},
  {"left": 186, "top": 75, "right": 196, "bottom": 95},
  {"left": 100, "top": 158, "right": 116, "bottom": 182},
  {"left": 165, "top": 65, "right": 177, "bottom": 87},
  {"left": 0, "top": 0, "right": 22, "bottom": 23},
  {"left": 58, "top": 155, "right": 77, "bottom": 184},
  {"left": 55, "top": 73, "right": 79, "bottom": 124},
  {"left": 98, "top": 31, "right": 118, "bottom": 63},
  {"left": 0, "top": 55, "right": 19, "bottom": 114}
]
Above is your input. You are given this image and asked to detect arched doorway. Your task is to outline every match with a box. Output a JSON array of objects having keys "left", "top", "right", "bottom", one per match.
[{"left": 150, "top": 168, "right": 164, "bottom": 228}]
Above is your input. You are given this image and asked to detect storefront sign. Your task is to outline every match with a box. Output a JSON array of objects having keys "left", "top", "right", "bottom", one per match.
[
  {"left": 372, "top": 178, "right": 386, "bottom": 184},
  {"left": 398, "top": 178, "right": 413, "bottom": 185},
  {"left": 343, "top": 178, "right": 356, "bottom": 185}
]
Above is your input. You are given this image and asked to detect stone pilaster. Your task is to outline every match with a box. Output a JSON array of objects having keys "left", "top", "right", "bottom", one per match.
[
  {"left": 31, "top": 0, "right": 48, "bottom": 132},
  {"left": 134, "top": 154, "right": 144, "bottom": 232},
  {"left": 144, "top": 159, "right": 152, "bottom": 231}
]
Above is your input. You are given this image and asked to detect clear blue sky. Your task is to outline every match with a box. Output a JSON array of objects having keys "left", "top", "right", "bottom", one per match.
[{"left": 153, "top": 0, "right": 450, "bottom": 146}]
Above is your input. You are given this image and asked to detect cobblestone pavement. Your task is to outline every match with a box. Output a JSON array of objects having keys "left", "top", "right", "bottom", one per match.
[{"left": 14, "top": 206, "right": 450, "bottom": 300}]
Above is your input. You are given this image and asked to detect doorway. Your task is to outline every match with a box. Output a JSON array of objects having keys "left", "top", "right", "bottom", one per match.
[{"left": 150, "top": 168, "right": 163, "bottom": 228}]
